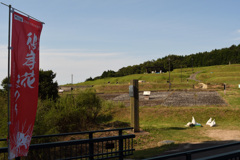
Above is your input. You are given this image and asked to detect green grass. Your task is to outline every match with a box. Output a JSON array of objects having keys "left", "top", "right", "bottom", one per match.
[
  {"left": 111, "top": 105, "right": 240, "bottom": 158},
  {"left": 78, "top": 69, "right": 193, "bottom": 85},
  {"left": 69, "top": 68, "right": 195, "bottom": 93},
  {"left": 196, "top": 64, "right": 240, "bottom": 85},
  {"left": 2, "top": 64, "right": 240, "bottom": 158},
  {"left": 66, "top": 64, "right": 240, "bottom": 93}
]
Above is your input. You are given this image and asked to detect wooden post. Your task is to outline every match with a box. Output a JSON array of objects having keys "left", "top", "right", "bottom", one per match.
[
  {"left": 224, "top": 83, "right": 226, "bottom": 95},
  {"left": 130, "top": 80, "right": 140, "bottom": 132}
]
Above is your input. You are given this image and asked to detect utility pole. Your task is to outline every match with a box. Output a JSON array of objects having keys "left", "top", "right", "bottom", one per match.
[
  {"left": 168, "top": 57, "right": 171, "bottom": 90},
  {"left": 71, "top": 74, "right": 73, "bottom": 84},
  {"left": 181, "top": 65, "right": 182, "bottom": 82},
  {"left": 192, "top": 58, "right": 194, "bottom": 73}
]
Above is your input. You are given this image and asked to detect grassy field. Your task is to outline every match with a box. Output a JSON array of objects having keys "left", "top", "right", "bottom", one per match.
[
  {"left": 78, "top": 69, "right": 193, "bottom": 86},
  {"left": 71, "top": 64, "right": 240, "bottom": 92},
  {"left": 1, "top": 64, "right": 240, "bottom": 159},
  {"left": 196, "top": 64, "right": 240, "bottom": 86},
  {"left": 112, "top": 105, "right": 240, "bottom": 158},
  {"left": 69, "top": 64, "right": 240, "bottom": 159},
  {"left": 69, "top": 67, "right": 195, "bottom": 93}
]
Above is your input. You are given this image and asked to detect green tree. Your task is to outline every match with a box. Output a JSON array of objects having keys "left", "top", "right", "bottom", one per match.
[
  {"left": 1, "top": 77, "right": 9, "bottom": 92},
  {"left": 1, "top": 70, "right": 59, "bottom": 100},
  {"left": 38, "top": 70, "right": 59, "bottom": 101},
  {"left": 101, "top": 70, "right": 116, "bottom": 78},
  {"left": 91, "top": 43, "right": 240, "bottom": 80},
  {"left": 85, "top": 77, "right": 93, "bottom": 82}
]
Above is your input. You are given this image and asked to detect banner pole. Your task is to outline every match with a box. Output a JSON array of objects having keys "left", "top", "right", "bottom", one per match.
[
  {"left": 13, "top": 8, "right": 45, "bottom": 24},
  {"left": 7, "top": 4, "right": 12, "bottom": 160},
  {"left": 1, "top": 2, "right": 44, "bottom": 24}
]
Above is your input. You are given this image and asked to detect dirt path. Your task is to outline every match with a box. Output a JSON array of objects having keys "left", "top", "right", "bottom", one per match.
[
  {"left": 206, "top": 129, "right": 240, "bottom": 141},
  {"left": 188, "top": 71, "right": 202, "bottom": 82},
  {"left": 188, "top": 71, "right": 209, "bottom": 89}
]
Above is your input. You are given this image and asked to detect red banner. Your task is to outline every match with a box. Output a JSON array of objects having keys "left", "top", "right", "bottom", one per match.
[{"left": 10, "top": 12, "right": 42, "bottom": 159}]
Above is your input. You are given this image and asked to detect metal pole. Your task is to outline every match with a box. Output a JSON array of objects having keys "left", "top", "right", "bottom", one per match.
[
  {"left": 7, "top": 5, "right": 12, "bottom": 160},
  {"left": 119, "top": 129, "right": 123, "bottom": 160},
  {"left": 89, "top": 133, "right": 94, "bottom": 160}
]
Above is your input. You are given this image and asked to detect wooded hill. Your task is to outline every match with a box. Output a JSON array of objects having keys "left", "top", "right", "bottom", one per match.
[{"left": 86, "top": 44, "right": 240, "bottom": 81}]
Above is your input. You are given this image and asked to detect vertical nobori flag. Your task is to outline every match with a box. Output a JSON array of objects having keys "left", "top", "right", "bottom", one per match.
[{"left": 10, "top": 11, "right": 42, "bottom": 159}]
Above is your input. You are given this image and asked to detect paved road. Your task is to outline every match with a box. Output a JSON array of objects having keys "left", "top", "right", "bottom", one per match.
[{"left": 149, "top": 141, "right": 240, "bottom": 160}]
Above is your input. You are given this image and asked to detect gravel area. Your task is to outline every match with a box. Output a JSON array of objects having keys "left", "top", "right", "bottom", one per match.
[
  {"left": 161, "top": 91, "right": 226, "bottom": 106},
  {"left": 98, "top": 91, "right": 227, "bottom": 107}
]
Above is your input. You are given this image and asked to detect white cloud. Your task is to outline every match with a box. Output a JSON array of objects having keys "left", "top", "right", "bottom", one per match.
[{"left": 41, "top": 48, "right": 124, "bottom": 58}]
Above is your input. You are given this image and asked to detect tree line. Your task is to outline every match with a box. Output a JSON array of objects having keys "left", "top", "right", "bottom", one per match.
[{"left": 86, "top": 44, "right": 240, "bottom": 81}]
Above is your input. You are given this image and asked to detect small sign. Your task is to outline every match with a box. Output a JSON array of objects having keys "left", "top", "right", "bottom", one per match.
[
  {"left": 143, "top": 91, "right": 151, "bottom": 96},
  {"left": 129, "top": 85, "right": 134, "bottom": 97}
]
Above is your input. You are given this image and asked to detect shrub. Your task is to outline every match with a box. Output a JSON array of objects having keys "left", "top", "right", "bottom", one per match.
[
  {"left": 34, "top": 89, "right": 105, "bottom": 134},
  {"left": 75, "top": 89, "right": 102, "bottom": 123},
  {"left": 0, "top": 94, "right": 7, "bottom": 147}
]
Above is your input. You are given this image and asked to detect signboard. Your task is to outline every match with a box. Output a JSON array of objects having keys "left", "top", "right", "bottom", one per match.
[{"left": 10, "top": 11, "right": 43, "bottom": 159}]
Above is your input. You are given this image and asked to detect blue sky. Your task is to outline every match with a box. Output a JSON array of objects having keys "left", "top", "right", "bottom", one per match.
[{"left": 1, "top": 0, "right": 240, "bottom": 86}]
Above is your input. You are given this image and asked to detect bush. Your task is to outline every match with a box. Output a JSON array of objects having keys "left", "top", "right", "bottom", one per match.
[
  {"left": 75, "top": 89, "right": 102, "bottom": 123},
  {"left": 34, "top": 89, "right": 105, "bottom": 134},
  {"left": 0, "top": 94, "right": 7, "bottom": 147}
]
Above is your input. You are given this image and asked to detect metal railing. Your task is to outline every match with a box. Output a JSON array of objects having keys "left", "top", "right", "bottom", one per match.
[
  {"left": 144, "top": 141, "right": 240, "bottom": 160},
  {"left": 0, "top": 127, "right": 135, "bottom": 160},
  {"left": 195, "top": 150, "right": 240, "bottom": 160}
]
